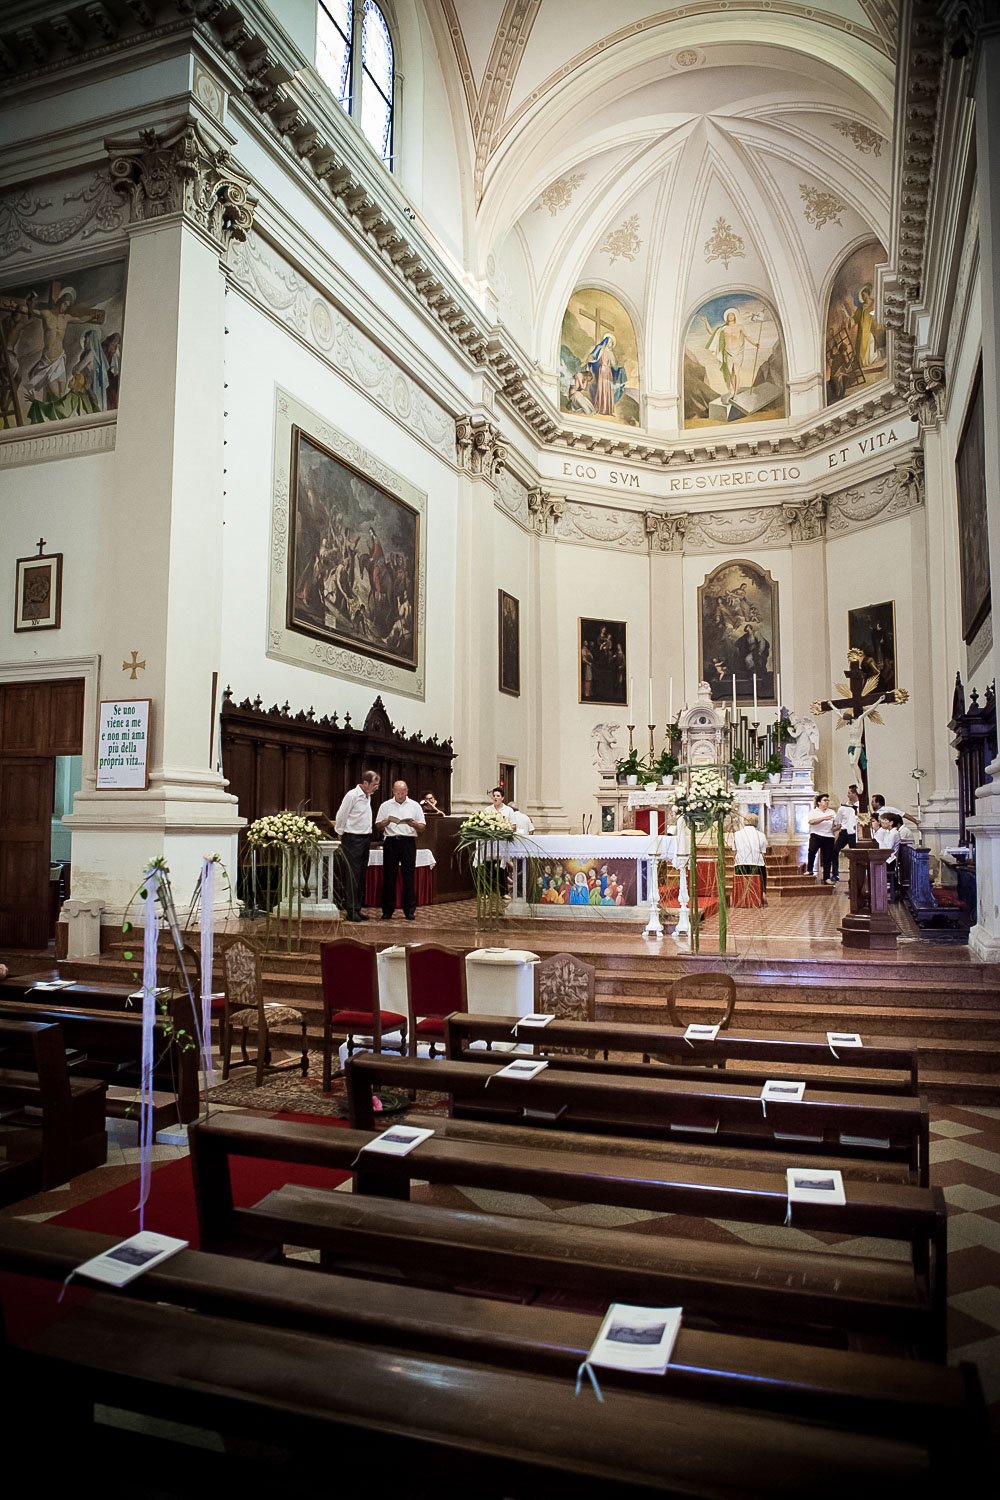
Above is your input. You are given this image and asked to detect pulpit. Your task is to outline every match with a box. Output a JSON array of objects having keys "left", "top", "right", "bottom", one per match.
[{"left": 840, "top": 844, "right": 897, "bottom": 950}]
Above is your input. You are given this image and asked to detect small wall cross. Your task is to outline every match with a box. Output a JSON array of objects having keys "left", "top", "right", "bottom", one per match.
[{"left": 123, "top": 649, "right": 147, "bottom": 680}]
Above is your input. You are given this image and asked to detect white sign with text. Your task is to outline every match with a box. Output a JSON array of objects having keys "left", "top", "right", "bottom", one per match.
[{"left": 97, "top": 699, "right": 151, "bottom": 790}]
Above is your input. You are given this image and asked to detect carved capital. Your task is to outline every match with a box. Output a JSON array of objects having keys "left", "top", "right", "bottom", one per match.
[
  {"left": 644, "top": 510, "right": 688, "bottom": 552},
  {"left": 527, "top": 486, "right": 563, "bottom": 535},
  {"left": 906, "top": 360, "right": 946, "bottom": 425},
  {"left": 105, "top": 116, "right": 257, "bottom": 253},
  {"left": 455, "top": 414, "right": 505, "bottom": 477},
  {"left": 891, "top": 451, "right": 925, "bottom": 510},
  {"left": 782, "top": 494, "right": 828, "bottom": 543}
]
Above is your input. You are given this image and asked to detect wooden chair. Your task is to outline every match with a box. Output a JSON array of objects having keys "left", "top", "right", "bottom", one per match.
[
  {"left": 404, "top": 944, "right": 467, "bottom": 1058},
  {"left": 221, "top": 938, "right": 308, "bottom": 1088},
  {"left": 533, "top": 951, "right": 596, "bottom": 1058},
  {"left": 320, "top": 939, "right": 407, "bottom": 1090},
  {"left": 666, "top": 972, "right": 738, "bottom": 1030}
]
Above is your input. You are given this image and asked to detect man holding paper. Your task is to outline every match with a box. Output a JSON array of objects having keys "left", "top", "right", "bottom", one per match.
[{"left": 375, "top": 779, "right": 425, "bottom": 920}]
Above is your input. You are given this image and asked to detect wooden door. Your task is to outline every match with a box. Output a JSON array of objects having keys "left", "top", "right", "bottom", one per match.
[{"left": 0, "top": 756, "right": 55, "bottom": 947}]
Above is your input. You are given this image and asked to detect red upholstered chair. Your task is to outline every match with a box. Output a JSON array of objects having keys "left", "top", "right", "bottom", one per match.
[
  {"left": 404, "top": 943, "right": 468, "bottom": 1058},
  {"left": 320, "top": 938, "right": 407, "bottom": 1091}
]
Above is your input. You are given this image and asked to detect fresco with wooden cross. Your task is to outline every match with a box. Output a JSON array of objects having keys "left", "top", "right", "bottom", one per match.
[
  {"left": 824, "top": 239, "right": 887, "bottom": 406},
  {"left": 559, "top": 287, "right": 641, "bottom": 425},
  {"left": 0, "top": 259, "right": 126, "bottom": 429}
]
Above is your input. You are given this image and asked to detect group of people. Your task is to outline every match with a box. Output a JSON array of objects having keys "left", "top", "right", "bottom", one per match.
[
  {"left": 333, "top": 771, "right": 439, "bottom": 922},
  {"left": 538, "top": 862, "right": 626, "bottom": 907},
  {"left": 806, "top": 787, "right": 917, "bottom": 889}
]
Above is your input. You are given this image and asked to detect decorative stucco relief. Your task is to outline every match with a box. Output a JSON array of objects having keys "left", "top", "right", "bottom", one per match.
[
  {"left": 684, "top": 507, "right": 789, "bottom": 550},
  {"left": 228, "top": 233, "right": 454, "bottom": 461},
  {"left": 826, "top": 454, "right": 925, "bottom": 534},
  {"left": 0, "top": 412, "right": 117, "bottom": 469},
  {"left": 555, "top": 502, "right": 647, "bottom": 552},
  {"left": 0, "top": 169, "right": 125, "bottom": 264},
  {"left": 496, "top": 467, "right": 530, "bottom": 525}
]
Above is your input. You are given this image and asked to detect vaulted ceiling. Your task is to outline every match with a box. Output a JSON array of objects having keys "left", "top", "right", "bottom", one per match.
[{"left": 436, "top": 1, "right": 897, "bottom": 425}]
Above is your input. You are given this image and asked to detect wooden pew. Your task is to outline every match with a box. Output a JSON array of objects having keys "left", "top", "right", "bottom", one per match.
[
  {"left": 0, "top": 1019, "right": 107, "bottom": 1202},
  {"left": 4, "top": 1293, "right": 959, "bottom": 1498},
  {"left": 0, "top": 1218, "right": 984, "bottom": 1460},
  {"left": 0, "top": 977, "right": 200, "bottom": 1126},
  {"left": 445, "top": 1012, "right": 921, "bottom": 1094},
  {"left": 189, "top": 1113, "right": 947, "bottom": 1357},
  {"left": 344, "top": 1053, "right": 932, "bottom": 1185}
]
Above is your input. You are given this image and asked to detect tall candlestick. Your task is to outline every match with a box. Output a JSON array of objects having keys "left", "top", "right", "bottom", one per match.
[
  {"left": 668, "top": 677, "right": 673, "bottom": 724},
  {"left": 732, "top": 674, "right": 737, "bottom": 717},
  {"left": 752, "top": 673, "right": 758, "bottom": 717}
]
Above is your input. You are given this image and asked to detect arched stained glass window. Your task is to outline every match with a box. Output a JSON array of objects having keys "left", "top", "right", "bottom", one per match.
[{"left": 315, "top": 1, "right": 395, "bottom": 169}]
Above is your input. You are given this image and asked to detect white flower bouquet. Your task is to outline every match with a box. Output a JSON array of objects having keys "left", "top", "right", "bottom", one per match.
[
  {"left": 458, "top": 810, "right": 517, "bottom": 842},
  {"left": 246, "top": 812, "right": 322, "bottom": 850}
]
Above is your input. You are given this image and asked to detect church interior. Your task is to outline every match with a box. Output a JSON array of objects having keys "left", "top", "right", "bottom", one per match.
[{"left": 2, "top": 0, "right": 1000, "bottom": 1489}]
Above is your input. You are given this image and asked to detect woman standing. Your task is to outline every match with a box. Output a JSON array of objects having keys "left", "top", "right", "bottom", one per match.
[{"left": 807, "top": 794, "right": 838, "bottom": 884}]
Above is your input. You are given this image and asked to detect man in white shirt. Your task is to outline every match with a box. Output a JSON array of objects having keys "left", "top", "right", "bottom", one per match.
[
  {"left": 375, "top": 780, "right": 425, "bottom": 920},
  {"left": 334, "top": 769, "right": 381, "bottom": 921},
  {"left": 832, "top": 791, "right": 858, "bottom": 882},
  {"left": 509, "top": 805, "right": 534, "bottom": 835}
]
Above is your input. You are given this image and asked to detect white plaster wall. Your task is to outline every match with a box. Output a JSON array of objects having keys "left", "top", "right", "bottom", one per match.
[
  {"left": 219, "top": 283, "right": 459, "bottom": 735},
  {"left": 0, "top": 449, "right": 110, "bottom": 665},
  {"left": 825, "top": 513, "right": 920, "bottom": 812},
  {"left": 552, "top": 542, "right": 652, "bottom": 831}
]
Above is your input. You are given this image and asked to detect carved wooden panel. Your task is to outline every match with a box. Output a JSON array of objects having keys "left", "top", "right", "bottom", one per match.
[
  {"left": 221, "top": 691, "right": 455, "bottom": 834},
  {"left": 0, "top": 679, "right": 84, "bottom": 755}
]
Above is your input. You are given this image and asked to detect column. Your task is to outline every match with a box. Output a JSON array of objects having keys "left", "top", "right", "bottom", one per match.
[
  {"left": 64, "top": 115, "right": 256, "bottom": 918},
  {"left": 450, "top": 415, "right": 504, "bottom": 813},
  {"left": 525, "top": 492, "right": 566, "bottom": 828},
  {"left": 918, "top": 431, "right": 962, "bottom": 845}
]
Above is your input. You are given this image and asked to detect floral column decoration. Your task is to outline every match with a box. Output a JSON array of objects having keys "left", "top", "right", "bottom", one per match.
[
  {"left": 245, "top": 812, "right": 322, "bottom": 950},
  {"left": 673, "top": 769, "right": 737, "bottom": 953}
]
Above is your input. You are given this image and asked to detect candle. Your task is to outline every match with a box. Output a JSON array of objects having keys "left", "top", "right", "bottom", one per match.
[
  {"left": 669, "top": 677, "right": 673, "bottom": 723},
  {"left": 648, "top": 677, "right": 653, "bottom": 723},
  {"left": 753, "top": 674, "right": 758, "bottom": 716},
  {"left": 629, "top": 677, "right": 634, "bottom": 716},
  {"left": 777, "top": 672, "right": 782, "bottom": 710},
  {"left": 732, "top": 674, "right": 737, "bottom": 717}
]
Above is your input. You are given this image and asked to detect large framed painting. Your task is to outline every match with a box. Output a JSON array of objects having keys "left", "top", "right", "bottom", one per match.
[
  {"left": 268, "top": 391, "right": 427, "bottom": 699},
  {"left": 848, "top": 600, "right": 896, "bottom": 694},
  {"left": 288, "top": 426, "right": 418, "bottom": 669},
  {"left": 698, "top": 561, "right": 779, "bottom": 705},
  {"left": 579, "top": 618, "right": 627, "bottom": 706},
  {"left": 956, "top": 364, "right": 989, "bottom": 644},
  {"left": 0, "top": 260, "right": 126, "bottom": 430},
  {"left": 498, "top": 590, "right": 520, "bottom": 696}
]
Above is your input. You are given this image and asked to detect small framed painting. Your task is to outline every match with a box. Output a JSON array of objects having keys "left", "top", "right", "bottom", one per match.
[
  {"left": 499, "top": 590, "right": 520, "bottom": 696},
  {"left": 14, "top": 551, "right": 63, "bottom": 632},
  {"left": 848, "top": 600, "right": 897, "bottom": 694},
  {"left": 579, "top": 618, "right": 627, "bottom": 705}
]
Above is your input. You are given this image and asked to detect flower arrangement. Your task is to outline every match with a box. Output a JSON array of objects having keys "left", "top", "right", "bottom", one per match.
[
  {"left": 673, "top": 770, "right": 736, "bottom": 953},
  {"left": 245, "top": 812, "right": 322, "bottom": 949},
  {"left": 457, "top": 810, "right": 518, "bottom": 842},
  {"left": 456, "top": 810, "right": 518, "bottom": 923},
  {"left": 246, "top": 812, "right": 322, "bottom": 850},
  {"left": 675, "top": 768, "right": 735, "bottom": 830}
]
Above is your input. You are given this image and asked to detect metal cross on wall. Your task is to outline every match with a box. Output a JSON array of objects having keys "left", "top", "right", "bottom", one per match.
[{"left": 812, "top": 647, "right": 908, "bottom": 833}]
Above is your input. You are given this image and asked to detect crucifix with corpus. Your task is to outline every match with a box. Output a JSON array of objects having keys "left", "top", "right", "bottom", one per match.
[
  {"left": 811, "top": 648, "right": 909, "bottom": 948},
  {"left": 811, "top": 647, "right": 909, "bottom": 837}
]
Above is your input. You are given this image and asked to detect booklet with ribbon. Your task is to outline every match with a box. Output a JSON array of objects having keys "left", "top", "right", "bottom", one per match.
[
  {"left": 587, "top": 1304, "right": 683, "bottom": 1375},
  {"left": 362, "top": 1125, "right": 435, "bottom": 1157}
]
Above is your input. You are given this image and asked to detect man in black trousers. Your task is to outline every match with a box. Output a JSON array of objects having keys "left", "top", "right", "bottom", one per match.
[
  {"left": 375, "top": 779, "right": 426, "bottom": 920},
  {"left": 334, "top": 769, "right": 381, "bottom": 921}
]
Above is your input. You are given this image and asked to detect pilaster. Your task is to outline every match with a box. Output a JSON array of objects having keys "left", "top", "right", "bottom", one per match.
[{"left": 64, "top": 114, "right": 256, "bottom": 916}]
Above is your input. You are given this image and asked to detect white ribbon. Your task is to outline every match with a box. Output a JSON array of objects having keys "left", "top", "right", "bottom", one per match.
[
  {"left": 199, "top": 857, "right": 216, "bottom": 1085},
  {"left": 138, "top": 866, "right": 160, "bottom": 1230}
]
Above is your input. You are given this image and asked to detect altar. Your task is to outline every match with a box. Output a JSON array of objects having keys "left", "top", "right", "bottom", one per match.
[{"left": 506, "top": 833, "right": 676, "bottom": 922}]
